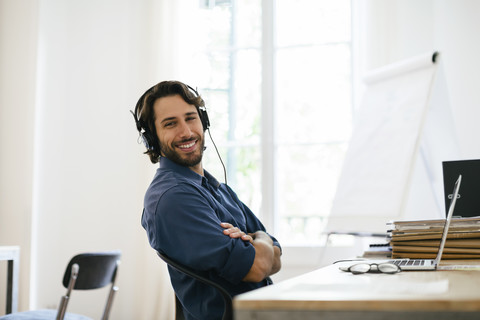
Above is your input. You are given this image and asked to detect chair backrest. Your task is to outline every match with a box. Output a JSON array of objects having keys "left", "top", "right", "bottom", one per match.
[
  {"left": 58, "top": 251, "right": 121, "bottom": 320},
  {"left": 157, "top": 252, "right": 233, "bottom": 320},
  {"left": 62, "top": 251, "right": 121, "bottom": 290}
]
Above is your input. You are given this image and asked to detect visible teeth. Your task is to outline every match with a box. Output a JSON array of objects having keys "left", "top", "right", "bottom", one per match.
[{"left": 179, "top": 141, "right": 195, "bottom": 149}]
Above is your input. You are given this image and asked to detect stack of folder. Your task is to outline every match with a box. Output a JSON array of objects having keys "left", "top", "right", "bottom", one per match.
[{"left": 388, "top": 217, "right": 480, "bottom": 259}]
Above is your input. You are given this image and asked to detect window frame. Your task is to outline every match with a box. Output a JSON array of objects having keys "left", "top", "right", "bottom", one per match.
[
  {"left": 195, "top": 0, "right": 358, "bottom": 249},
  {"left": 260, "top": 0, "right": 356, "bottom": 238}
]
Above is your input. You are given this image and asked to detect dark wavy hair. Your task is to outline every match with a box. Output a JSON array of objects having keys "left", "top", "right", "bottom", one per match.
[{"left": 134, "top": 80, "right": 205, "bottom": 163}]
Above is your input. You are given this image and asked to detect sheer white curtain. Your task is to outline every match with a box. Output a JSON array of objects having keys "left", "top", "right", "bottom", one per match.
[{"left": 1, "top": 0, "right": 186, "bottom": 318}]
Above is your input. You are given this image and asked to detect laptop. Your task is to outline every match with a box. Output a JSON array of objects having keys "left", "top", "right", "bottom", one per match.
[
  {"left": 340, "top": 174, "right": 462, "bottom": 271},
  {"left": 388, "top": 174, "right": 462, "bottom": 270}
]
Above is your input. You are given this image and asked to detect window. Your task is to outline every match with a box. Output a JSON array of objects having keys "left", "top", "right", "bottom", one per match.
[{"left": 177, "top": 0, "right": 352, "bottom": 245}]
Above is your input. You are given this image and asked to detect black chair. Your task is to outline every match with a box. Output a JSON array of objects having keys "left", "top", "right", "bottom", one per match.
[
  {"left": 157, "top": 252, "right": 233, "bottom": 320},
  {"left": 0, "top": 251, "right": 121, "bottom": 320}
]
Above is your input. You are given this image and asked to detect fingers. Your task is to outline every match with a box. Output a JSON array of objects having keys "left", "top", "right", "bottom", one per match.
[
  {"left": 222, "top": 225, "right": 244, "bottom": 237},
  {"left": 241, "top": 234, "right": 254, "bottom": 243},
  {"left": 221, "top": 223, "right": 237, "bottom": 235},
  {"left": 220, "top": 222, "right": 234, "bottom": 229},
  {"left": 220, "top": 222, "right": 253, "bottom": 243}
]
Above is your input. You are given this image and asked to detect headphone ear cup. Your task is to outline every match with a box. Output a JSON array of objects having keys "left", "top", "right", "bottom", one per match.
[
  {"left": 187, "top": 85, "right": 210, "bottom": 131},
  {"left": 198, "top": 106, "right": 210, "bottom": 131},
  {"left": 131, "top": 108, "right": 159, "bottom": 153},
  {"left": 140, "top": 130, "right": 157, "bottom": 152}
]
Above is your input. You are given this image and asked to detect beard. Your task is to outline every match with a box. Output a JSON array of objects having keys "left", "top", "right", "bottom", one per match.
[{"left": 160, "top": 135, "right": 205, "bottom": 168}]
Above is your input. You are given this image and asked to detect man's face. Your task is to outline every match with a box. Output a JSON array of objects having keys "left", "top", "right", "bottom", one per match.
[{"left": 153, "top": 94, "right": 205, "bottom": 172}]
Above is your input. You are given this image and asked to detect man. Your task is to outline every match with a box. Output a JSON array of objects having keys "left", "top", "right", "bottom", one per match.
[{"left": 132, "top": 80, "right": 281, "bottom": 319}]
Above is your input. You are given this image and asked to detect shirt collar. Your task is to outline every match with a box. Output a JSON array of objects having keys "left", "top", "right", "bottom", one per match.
[
  {"left": 204, "top": 170, "right": 220, "bottom": 189},
  {"left": 159, "top": 157, "right": 220, "bottom": 189}
]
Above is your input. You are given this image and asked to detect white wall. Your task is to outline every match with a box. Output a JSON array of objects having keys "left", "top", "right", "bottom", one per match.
[
  {"left": 2, "top": 0, "right": 480, "bottom": 319},
  {"left": 361, "top": 0, "right": 480, "bottom": 158},
  {"left": 434, "top": 0, "right": 480, "bottom": 158}
]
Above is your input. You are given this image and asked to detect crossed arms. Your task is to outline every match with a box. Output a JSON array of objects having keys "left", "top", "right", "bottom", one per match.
[{"left": 221, "top": 222, "right": 282, "bottom": 283}]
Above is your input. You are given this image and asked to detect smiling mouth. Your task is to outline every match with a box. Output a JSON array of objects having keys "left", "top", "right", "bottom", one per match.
[{"left": 177, "top": 140, "right": 197, "bottom": 150}]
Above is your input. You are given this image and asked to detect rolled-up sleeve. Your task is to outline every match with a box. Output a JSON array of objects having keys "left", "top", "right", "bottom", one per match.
[{"left": 218, "top": 238, "right": 255, "bottom": 284}]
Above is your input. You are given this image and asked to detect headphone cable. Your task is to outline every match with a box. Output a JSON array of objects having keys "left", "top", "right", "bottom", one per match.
[{"left": 207, "top": 128, "right": 228, "bottom": 185}]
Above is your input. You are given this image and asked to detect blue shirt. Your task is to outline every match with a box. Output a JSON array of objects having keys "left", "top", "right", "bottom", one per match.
[{"left": 141, "top": 157, "right": 281, "bottom": 320}]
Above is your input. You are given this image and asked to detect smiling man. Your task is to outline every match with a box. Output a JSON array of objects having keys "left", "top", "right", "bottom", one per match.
[{"left": 132, "top": 81, "right": 281, "bottom": 320}]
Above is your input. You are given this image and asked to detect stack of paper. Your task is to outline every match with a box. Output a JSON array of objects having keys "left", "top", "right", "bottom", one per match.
[
  {"left": 388, "top": 217, "right": 480, "bottom": 259},
  {"left": 362, "top": 243, "right": 392, "bottom": 258}
]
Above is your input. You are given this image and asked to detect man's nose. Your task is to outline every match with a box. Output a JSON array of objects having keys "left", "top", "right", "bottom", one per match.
[{"left": 178, "top": 121, "right": 193, "bottom": 138}]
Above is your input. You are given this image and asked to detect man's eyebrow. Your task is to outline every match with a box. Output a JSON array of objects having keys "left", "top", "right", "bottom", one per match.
[
  {"left": 160, "top": 112, "right": 198, "bottom": 124},
  {"left": 160, "top": 116, "right": 176, "bottom": 124}
]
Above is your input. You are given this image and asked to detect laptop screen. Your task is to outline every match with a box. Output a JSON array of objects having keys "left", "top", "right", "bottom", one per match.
[
  {"left": 435, "top": 174, "right": 462, "bottom": 265},
  {"left": 442, "top": 159, "right": 480, "bottom": 217}
]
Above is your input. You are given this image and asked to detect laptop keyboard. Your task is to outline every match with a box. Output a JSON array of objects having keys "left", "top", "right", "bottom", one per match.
[{"left": 390, "top": 259, "right": 426, "bottom": 266}]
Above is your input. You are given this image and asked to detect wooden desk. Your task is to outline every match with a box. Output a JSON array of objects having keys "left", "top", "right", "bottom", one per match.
[
  {"left": 0, "top": 246, "right": 19, "bottom": 314},
  {"left": 234, "top": 261, "right": 480, "bottom": 320}
]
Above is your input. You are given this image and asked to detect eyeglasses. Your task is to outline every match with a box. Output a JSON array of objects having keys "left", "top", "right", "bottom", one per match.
[{"left": 339, "top": 262, "right": 401, "bottom": 275}]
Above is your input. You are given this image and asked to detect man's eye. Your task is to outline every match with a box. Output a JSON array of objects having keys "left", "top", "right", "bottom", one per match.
[
  {"left": 164, "top": 122, "right": 175, "bottom": 128},
  {"left": 186, "top": 116, "right": 197, "bottom": 122}
]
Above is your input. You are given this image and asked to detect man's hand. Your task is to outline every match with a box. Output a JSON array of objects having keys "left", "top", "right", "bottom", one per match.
[
  {"left": 220, "top": 223, "right": 282, "bottom": 282},
  {"left": 242, "top": 231, "right": 281, "bottom": 282},
  {"left": 220, "top": 222, "right": 253, "bottom": 243}
]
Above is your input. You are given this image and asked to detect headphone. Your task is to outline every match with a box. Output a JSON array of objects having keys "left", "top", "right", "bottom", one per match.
[{"left": 130, "top": 83, "right": 210, "bottom": 155}]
